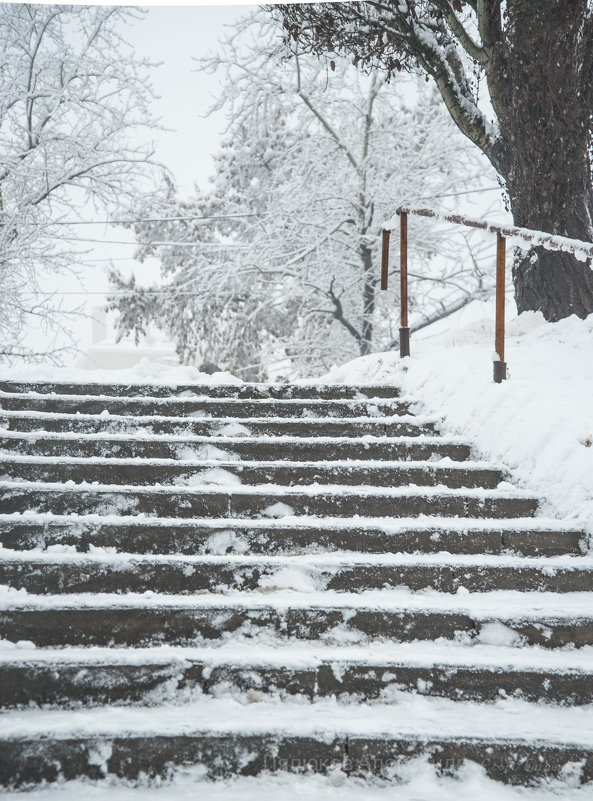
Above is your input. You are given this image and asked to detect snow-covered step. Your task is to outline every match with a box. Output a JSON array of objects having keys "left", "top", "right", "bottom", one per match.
[
  {"left": 1, "top": 694, "right": 593, "bottom": 786},
  {"left": 0, "top": 481, "right": 540, "bottom": 519},
  {"left": 0, "top": 382, "right": 399, "bottom": 400},
  {"left": 0, "top": 410, "right": 435, "bottom": 438},
  {"left": 0, "top": 431, "right": 473, "bottom": 461},
  {"left": 2, "top": 588, "right": 593, "bottom": 648},
  {"left": 3, "top": 640, "right": 593, "bottom": 709},
  {"left": 0, "top": 379, "right": 588, "bottom": 790},
  {"left": 0, "top": 393, "right": 411, "bottom": 420},
  {"left": 0, "top": 455, "right": 506, "bottom": 489},
  {"left": 1, "top": 550, "right": 591, "bottom": 595},
  {"left": 0, "top": 514, "right": 580, "bottom": 557}
]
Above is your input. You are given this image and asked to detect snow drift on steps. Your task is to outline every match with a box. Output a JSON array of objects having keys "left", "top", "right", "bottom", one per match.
[
  {"left": 6, "top": 761, "right": 593, "bottom": 801},
  {"left": 4, "top": 691, "right": 593, "bottom": 746},
  {"left": 317, "top": 312, "right": 593, "bottom": 537}
]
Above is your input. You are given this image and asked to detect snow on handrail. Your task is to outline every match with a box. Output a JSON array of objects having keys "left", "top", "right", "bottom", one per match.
[
  {"left": 381, "top": 204, "right": 593, "bottom": 384},
  {"left": 387, "top": 206, "right": 593, "bottom": 262}
]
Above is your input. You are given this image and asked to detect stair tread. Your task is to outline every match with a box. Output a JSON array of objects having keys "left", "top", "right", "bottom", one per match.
[
  {"left": 1, "top": 548, "right": 590, "bottom": 568},
  {"left": 1, "top": 390, "right": 405, "bottom": 404},
  {"left": 2, "top": 640, "right": 593, "bottom": 672},
  {"left": 0, "top": 429, "right": 467, "bottom": 445},
  {"left": 0, "top": 401, "right": 415, "bottom": 422},
  {"left": 3, "top": 587, "right": 593, "bottom": 616},
  {"left": 0, "top": 426, "right": 452, "bottom": 438},
  {"left": 2, "top": 693, "right": 593, "bottom": 746},
  {"left": 0, "top": 382, "right": 399, "bottom": 395},
  {"left": 0, "top": 512, "right": 577, "bottom": 531},
  {"left": 0, "top": 416, "right": 442, "bottom": 433},
  {"left": 0, "top": 454, "right": 498, "bottom": 469},
  {"left": 0, "top": 479, "right": 535, "bottom": 498}
]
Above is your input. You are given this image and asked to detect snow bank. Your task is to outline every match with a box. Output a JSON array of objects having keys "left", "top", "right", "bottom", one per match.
[
  {"left": 319, "top": 311, "right": 593, "bottom": 537},
  {"left": 0, "top": 357, "right": 242, "bottom": 386}
]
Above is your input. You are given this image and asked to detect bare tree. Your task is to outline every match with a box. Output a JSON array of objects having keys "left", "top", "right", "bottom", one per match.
[{"left": 0, "top": 4, "right": 158, "bottom": 362}]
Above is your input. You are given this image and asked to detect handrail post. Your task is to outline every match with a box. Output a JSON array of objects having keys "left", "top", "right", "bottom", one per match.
[
  {"left": 399, "top": 210, "right": 410, "bottom": 358},
  {"left": 381, "top": 229, "right": 390, "bottom": 290},
  {"left": 493, "top": 232, "right": 507, "bottom": 383}
]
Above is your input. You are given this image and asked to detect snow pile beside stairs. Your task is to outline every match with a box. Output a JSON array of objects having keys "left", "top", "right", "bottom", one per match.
[
  {"left": 0, "top": 357, "right": 241, "bottom": 388},
  {"left": 319, "top": 311, "right": 593, "bottom": 536}
]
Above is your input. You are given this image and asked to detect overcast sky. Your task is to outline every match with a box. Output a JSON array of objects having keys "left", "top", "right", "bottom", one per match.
[{"left": 125, "top": 5, "right": 256, "bottom": 193}]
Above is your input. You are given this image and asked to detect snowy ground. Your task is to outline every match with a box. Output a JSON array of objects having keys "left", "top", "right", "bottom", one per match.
[
  {"left": 0, "top": 358, "right": 241, "bottom": 387},
  {"left": 321, "top": 310, "right": 593, "bottom": 539}
]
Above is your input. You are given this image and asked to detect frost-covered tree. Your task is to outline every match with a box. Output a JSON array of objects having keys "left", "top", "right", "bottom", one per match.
[
  {"left": 0, "top": 4, "right": 157, "bottom": 362},
  {"left": 109, "top": 13, "right": 494, "bottom": 379},
  {"left": 274, "top": 1, "right": 593, "bottom": 322}
]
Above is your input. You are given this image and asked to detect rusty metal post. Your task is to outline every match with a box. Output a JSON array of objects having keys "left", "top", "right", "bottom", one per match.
[
  {"left": 399, "top": 211, "right": 410, "bottom": 358},
  {"left": 493, "top": 232, "right": 507, "bottom": 383},
  {"left": 381, "top": 229, "right": 390, "bottom": 290}
]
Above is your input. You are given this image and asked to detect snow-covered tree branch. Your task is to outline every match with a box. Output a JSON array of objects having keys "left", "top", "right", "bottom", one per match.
[
  {"left": 0, "top": 4, "right": 159, "bottom": 362},
  {"left": 109, "top": 12, "right": 496, "bottom": 380}
]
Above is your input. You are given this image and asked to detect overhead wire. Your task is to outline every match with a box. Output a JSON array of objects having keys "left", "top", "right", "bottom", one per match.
[
  {"left": 45, "top": 237, "right": 251, "bottom": 248},
  {"left": 15, "top": 186, "right": 503, "bottom": 228}
]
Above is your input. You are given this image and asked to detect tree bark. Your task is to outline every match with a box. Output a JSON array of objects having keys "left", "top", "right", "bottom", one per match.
[{"left": 486, "top": 0, "right": 593, "bottom": 320}]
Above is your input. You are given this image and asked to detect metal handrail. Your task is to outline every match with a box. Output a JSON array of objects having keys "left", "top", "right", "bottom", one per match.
[{"left": 381, "top": 205, "right": 593, "bottom": 383}]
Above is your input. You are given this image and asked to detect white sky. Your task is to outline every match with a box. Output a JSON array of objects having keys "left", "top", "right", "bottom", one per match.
[{"left": 126, "top": 4, "right": 255, "bottom": 194}]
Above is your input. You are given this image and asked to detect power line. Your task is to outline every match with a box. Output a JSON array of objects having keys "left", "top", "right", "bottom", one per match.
[
  {"left": 70, "top": 257, "right": 144, "bottom": 263},
  {"left": 49, "top": 227, "right": 492, "bottom": 249},
  {"left": 20, "top": 202, "right": 346, "bottom": 227},
  {"left": 416, "top": 186, "right": 503, "bottom": 201},
  {"left": 13, "top": 187, "right": 503, "bottom": 228},
  {"left": 40, "top": 213, "right": 265, "bottom": 226},
  {"left": 18, "top": 291, "right": 222, "bottom": 297},
  {"left": 48, "top": 237, "right": 251, "bottom": 248}
]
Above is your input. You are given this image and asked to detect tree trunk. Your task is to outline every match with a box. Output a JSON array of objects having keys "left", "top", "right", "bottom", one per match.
[
  {"left": 506, "top": 132, "right": 593, "bottom": 320},
  {"left": 486, "top": 0, "right": 593, "bottom": 320},
  {"left": 512, "top": 248, "right": 593, "bottom": 321}
]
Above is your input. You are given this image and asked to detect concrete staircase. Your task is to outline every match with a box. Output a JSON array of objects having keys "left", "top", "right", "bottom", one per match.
[{"left": 0, "top": 380, "right": 592, "bottom": 788}]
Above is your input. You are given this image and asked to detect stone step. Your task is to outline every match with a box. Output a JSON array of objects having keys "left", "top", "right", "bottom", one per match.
[
  {"left": 1, "top": 517, "right": 579, "bottom": 557},
  {"left": 0, "top": 483, "right": 539, "bottom": 519},
  {"left": 1, "top": 591, "right": 591, "bottom": 648},
  {"left": 0, "top": 432, "right": 472, "bottom": 461},
  {"left": 0, "top": 457, "right": 505, "bottom": 489},
  {"left": 0, "top": 382, "right": 399, "bottom": 400},
  {"left": 1, "top": 377, "right": 586, "bottom": 793},
  {"left": 0, "top": 552, "right": 591, "bottom": 595},
  {"left": 2, "top": 642, "right": 593, "bottom": 709},
  {"left": 1, "top": 694, "right": 593, "bottom": 787},
  {"left": 0, "top": 411, "right": 435, "bottom": 439},
  {"left": 0, "top": 394, "right": 409, "bottom": 419},
  {"left": 1, "top": 730, "right": 591, "bottom": 787}
]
